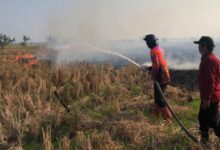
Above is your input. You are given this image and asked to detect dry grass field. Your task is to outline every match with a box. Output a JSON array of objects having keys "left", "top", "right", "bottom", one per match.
[{"left": 0, "top": 45, "right": 218, "bottom": 150}]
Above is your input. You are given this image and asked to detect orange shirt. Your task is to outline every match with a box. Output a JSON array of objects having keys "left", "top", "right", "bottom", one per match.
[{"left": 150, "top": 45, "right": 170, "bottom": 84}]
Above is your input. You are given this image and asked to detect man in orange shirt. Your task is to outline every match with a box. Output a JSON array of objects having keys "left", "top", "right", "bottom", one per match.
[{"left": 143, "top": 34, "right": 172, "bottom": 122}]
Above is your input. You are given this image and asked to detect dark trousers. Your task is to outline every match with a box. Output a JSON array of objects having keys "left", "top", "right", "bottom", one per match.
[
  {"left": 198, "top": 102, "right": 220, "bottom": 139},
  {"left": 154, "top": 83, "right": 167, "bottom": 108}
]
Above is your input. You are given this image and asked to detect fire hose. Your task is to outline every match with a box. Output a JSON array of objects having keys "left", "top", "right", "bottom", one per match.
[
  {"left": 154, "top": 81, "right": 198, "bottom": 142},
  {"left": 54, "top": 91, "right": 70, "bottom": 113},
  {"left": 54, "top": 73, "right": 198, "bottom": 143},
  {"left": 141, "top": 66, "right": 198, "bottom": 142}
]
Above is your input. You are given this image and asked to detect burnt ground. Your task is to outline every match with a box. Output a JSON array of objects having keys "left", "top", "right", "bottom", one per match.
[{"left": 170, "top": 69, "right": 198, "bottom": 91}]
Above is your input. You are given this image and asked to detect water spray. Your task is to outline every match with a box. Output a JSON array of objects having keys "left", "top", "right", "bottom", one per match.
[{"left": 80, "top": 43, "right": 141, "bottom": 67}]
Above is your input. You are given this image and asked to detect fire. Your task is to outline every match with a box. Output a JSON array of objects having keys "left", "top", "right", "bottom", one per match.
[{"left": 14, "top": 53, "right": 39, "bottom": 67}]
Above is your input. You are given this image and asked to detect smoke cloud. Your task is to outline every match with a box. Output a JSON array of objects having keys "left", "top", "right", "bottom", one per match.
[
  {"left": 46, "top": 37, "right": 220, "bottom": 70},
  {"left": 42, "top": 0, "right": 220, "bottom": 69}
]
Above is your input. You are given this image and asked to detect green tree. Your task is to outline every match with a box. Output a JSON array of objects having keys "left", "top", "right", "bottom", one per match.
[
  {"left": 20, "top": 35, "right": 31, "bottom": 46},
  {"left": 0, "top": 33, "right": 15, "bottom": 49}
]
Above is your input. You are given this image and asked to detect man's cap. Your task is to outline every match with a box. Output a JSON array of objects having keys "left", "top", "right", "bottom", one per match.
[
  {"left": 193, "top": 36, "right": 215, "bottom": 47},
  {"left": 143, "top": 34, "right": 158, "bottom": 42}
]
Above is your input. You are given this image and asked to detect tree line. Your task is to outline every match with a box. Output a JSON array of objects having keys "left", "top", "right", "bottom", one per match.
[{"left": 0, "top": 33, "right": 31, "bottom": 49}]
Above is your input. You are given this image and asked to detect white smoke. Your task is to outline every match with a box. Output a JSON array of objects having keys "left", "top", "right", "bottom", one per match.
[{"left": 42, "top": 0, "right": 220, "bottom": 69}]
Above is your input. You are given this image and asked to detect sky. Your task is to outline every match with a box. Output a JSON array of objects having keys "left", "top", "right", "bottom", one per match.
[{"left": 1, "top": 0, "right": 220, "bottom": 42}]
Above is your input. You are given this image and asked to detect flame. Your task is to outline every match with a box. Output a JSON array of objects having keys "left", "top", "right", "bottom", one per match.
[{"left": 14, "top": 53, "right": 39, "bottom": 67}]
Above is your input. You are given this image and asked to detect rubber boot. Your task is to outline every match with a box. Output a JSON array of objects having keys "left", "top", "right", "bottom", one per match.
[
  {"left": 161, "top": 106, "right": 172, "bottom": 122},
  {"left": 153, "top": 103, "right": 160, "bottom": 118}
]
